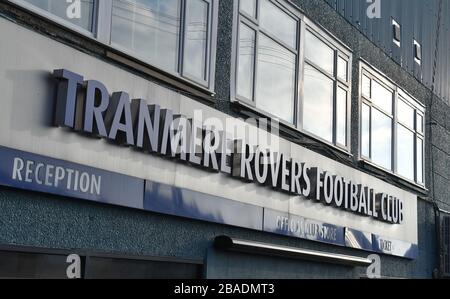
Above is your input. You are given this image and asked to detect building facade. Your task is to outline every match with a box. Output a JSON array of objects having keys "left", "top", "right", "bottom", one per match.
[{"left": 0, "top": 0, "right": 449, "bottom": 279}]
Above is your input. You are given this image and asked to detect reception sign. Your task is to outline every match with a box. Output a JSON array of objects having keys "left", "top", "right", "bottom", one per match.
[{"left": 0, "top": 146, "right": 144, "bottom": 209}]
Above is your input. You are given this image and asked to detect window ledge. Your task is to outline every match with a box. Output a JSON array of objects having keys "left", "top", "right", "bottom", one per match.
[
  {"left": 106, "top": 50, "right": 216, "bottom": 105},
  {"left": 231, "top": 99, "right": 353, "bottom": 158},
  {"left": 359, "top": 159, "right": 428, "bottom": 194}
]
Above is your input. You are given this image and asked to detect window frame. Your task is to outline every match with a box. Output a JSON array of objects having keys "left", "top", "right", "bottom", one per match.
[
  {"left": 8, "top": 0, "right": 218, "bottom": 93},
  {"left": 413, "top": 39, "right": 422, "bottom": 65},
  {"left": 231, "top": 0, "right": 353, "bottom": 153},
  {"left": 359, "top": 66, "right": 395, "bottom": 171},
  {"left": 9, "top": 0, "right": 99, "bottom": 37},
  {"left": 234, "top": 0, "right": 301, "bottom": 126},
  {"left": 181, "top": 0, "right": 213, "bottom": 86},
  {"left": 300, "top": 18, "right": 352, "bottom": 150},
  {"left": 392, "top": 18, "right": 401, "bottom": 47},
  {"left": 359, "top": 61, "right": 426, "bottom": 187}
]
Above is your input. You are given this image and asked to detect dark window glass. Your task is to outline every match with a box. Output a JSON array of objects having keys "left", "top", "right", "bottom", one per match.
[
  {"left": 0, "top": 250, "right": 72, "bottom": 279},
  {"left": 86, "top": 257, "right": 203, "bottom": 279},
  {"left": 0, "top": 249, "right": 203, "bottom": 279}
]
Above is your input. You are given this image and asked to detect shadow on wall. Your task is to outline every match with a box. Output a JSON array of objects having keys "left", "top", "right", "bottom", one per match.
[
  {"left": 145, "top": 181, "right": 226, "bottom": 225},
  {"left": 6, "top": 70, "right": 56, "bottom": 133},
  {"left": 144, "top": 180, "right": 263, "bottom": 230}
]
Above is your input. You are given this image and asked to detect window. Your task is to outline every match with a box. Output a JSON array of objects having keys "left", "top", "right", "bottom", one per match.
[
  {"left": 240, "top": 0, "right": 257, "bottom": 18},
  {"left": 111, "top": 0, "right": 182, "bottom": 74},
  {"left": 303, "top": 63, "right": 334, "bottom": 141},
  {"left": 235, "top": 0, "right": 299, "bottom": 124},
  {"left": 111, "top": 0, "right": 214, "bottom": 86},
  {"left": 183, "top": 0, "right": 209, "bottom": 81},
  {"left": 392, "top": 18, "right": 401, "bottom": 47},
  {"left": 0, "top": 247, "right": 203, "bottom": 279},
  {"left": 414, "top": 39, "right": 422, "bottom": 64},
  {"left": 234, "top": 0, "right": 352, "bottom": 150},
  {"left": 360, "top": 63, "right": 425, "bottom": 185},
  {"left": 12, "top": 0, "right": 95, "bottom": 32},
  {"left": 303, "top": 28, "right": 351, "bottom": 146},
  {"left": 256, "top": 34, "right": 296, "bottom": 123},
  {"left": 86, "top": 256, "right": 203, "bottom": 279},
  {"left": 9, "top": 0, "right": 218, "bottom": 90}
]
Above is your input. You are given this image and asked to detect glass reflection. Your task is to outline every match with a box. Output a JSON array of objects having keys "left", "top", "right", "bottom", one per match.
[
  {"left": 337, "top": 57, "right": 348, "bottom": 81},
  {"left": 361, "top": 103, "right": 370, "bottom": 157},
  {"left": 336, "top": 87, "right": 347, "bottom": 146},
  {"left": 398, "top": 98, "right": 414, "bottom": 128},
  {"left": 397, "top": 125, "right": 414, "bottom": 180},
  {"left": 237, "top": 23, "right": 256, "bottom": 100},
  {"left": 24, "top": 0, "right": 94, "bottom": 31},
  {"left": 372, "top": 80, "right": 393, "bottom": 114},
  {"left": 372, "top": 108, "right": 392, "bottom": 170},
  {"left": 417, "top": 113, "right": 424, "bottom": 134},
  {"left": 256, "top": 35, "right": 296, "bottom": 123},
  {"left": 111, "top": 0, "right": 181, "bottom": 73},
  {"left": 303, "top": 64, "right": 334, "bottom": 142},
  {"left": 305, "top": 31, "right": 334, "bottom": 74},
  {"left": 184, "top": 0, "right": 208, "bottom": 80},
  {"left": 260, "top": 0, "right": 297, "bottom": 48},
  {"left": 240, "top": 0, "right": 257, "bottom": 18},
  {"left": 362, "top": 75, "right": 371, "bottom": 98},
  {"left": 417, "top": 138, "right": 424, "bottom": 183}
]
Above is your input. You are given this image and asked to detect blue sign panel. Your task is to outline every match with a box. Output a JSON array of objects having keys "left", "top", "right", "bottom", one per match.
[
  {"left": 345, "top": 228, "right": 373, "bottom": 251},
  {"left": 263, "top": 209, "right": 346, "bottom": 247},
  {"left": 0, "top": 146, "right": 144, "bottom": 209},
  {"left": 0, "top": 146, "right": 418, "bottom": 259},
  {"left": 144, "top": 180, "right": 263, "bottom": 230},
  {"left": 372, "top": 234, "right": 418, "bottom": 259}
]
